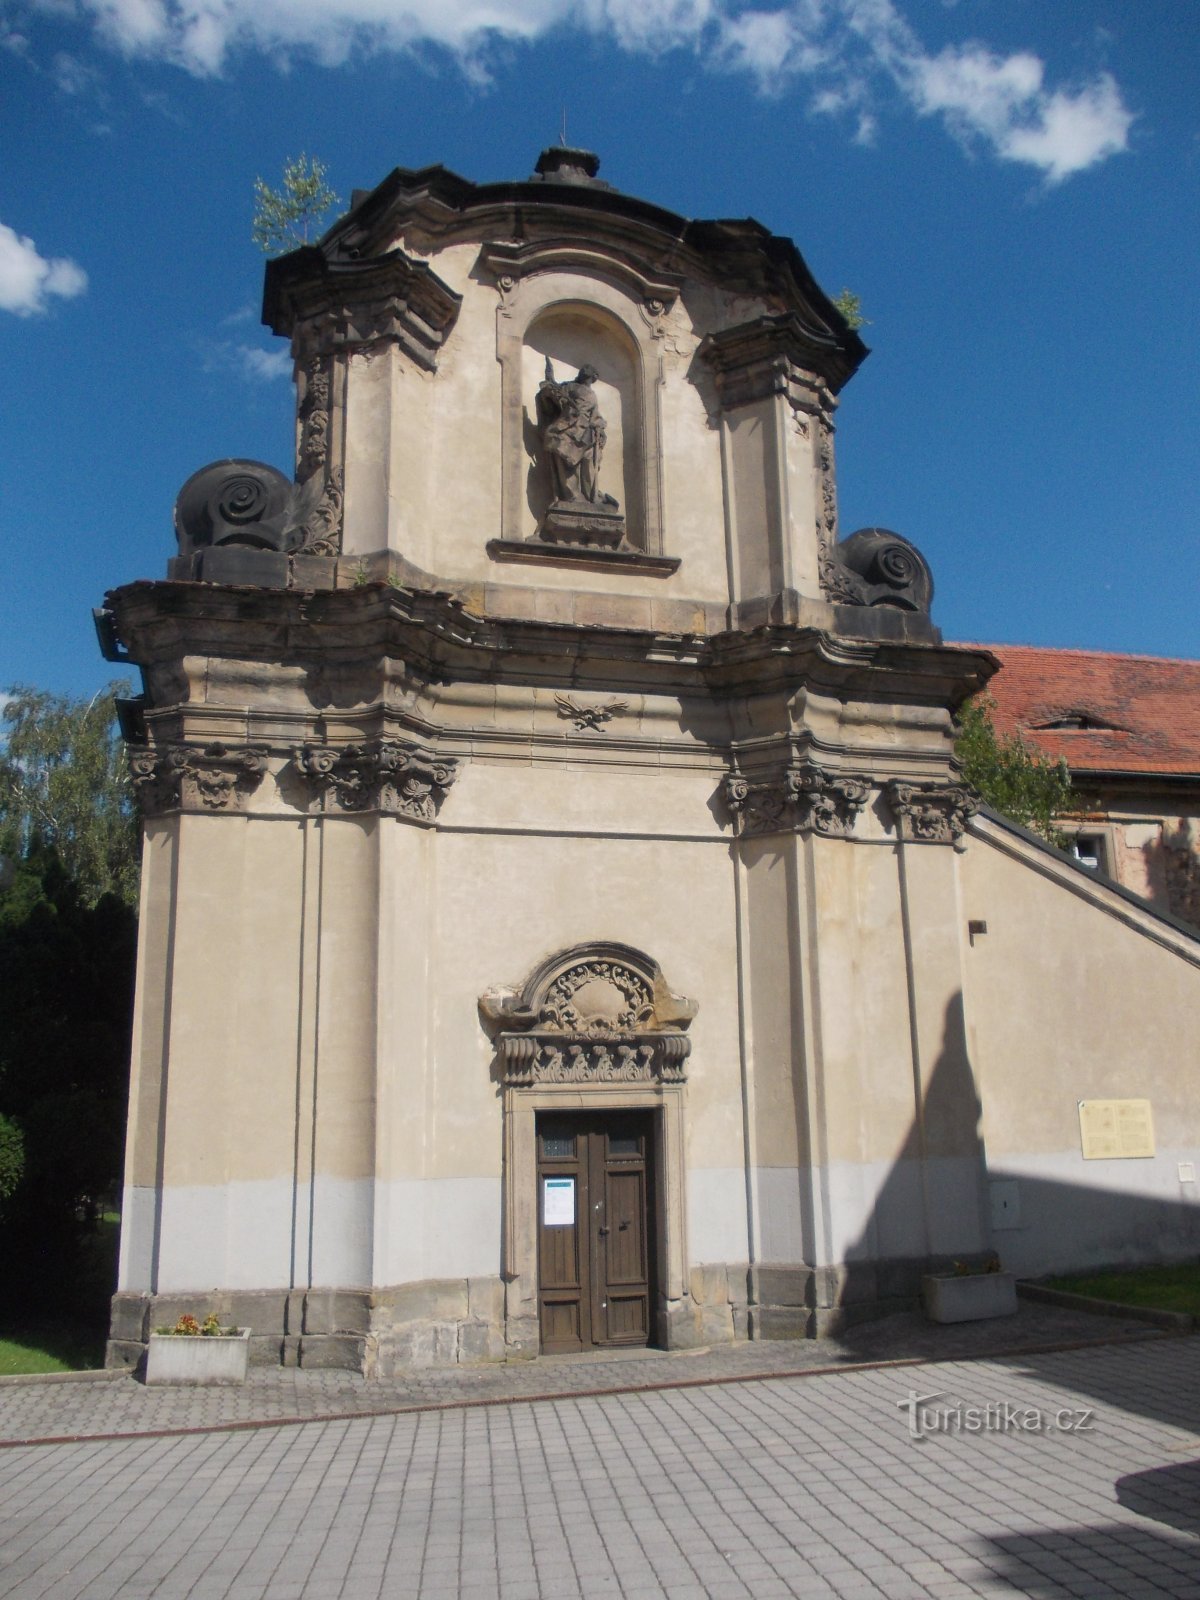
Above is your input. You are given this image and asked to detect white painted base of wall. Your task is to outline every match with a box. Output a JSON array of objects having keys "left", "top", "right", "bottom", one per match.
[{"left": 982, "top": 1148, "right": 1200, "bottom": 1278}]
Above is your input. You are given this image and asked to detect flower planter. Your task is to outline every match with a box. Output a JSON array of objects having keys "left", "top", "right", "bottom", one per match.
[
  {"left": 145, "top": 1329, "right": 250, "bottom": 1386},
  {"left": 922, "top": 1272, "right": 1018, "bottom": 1324}
]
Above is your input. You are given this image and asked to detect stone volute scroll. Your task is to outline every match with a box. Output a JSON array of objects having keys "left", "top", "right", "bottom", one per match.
[{"left": 479, "top": 944, "right": 697, "bottom": 1087}]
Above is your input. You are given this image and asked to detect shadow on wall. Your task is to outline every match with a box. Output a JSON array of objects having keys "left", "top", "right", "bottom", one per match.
[
  {"left": 834, "top": 989, "right": 1200, "bottom": 1301},
  {"left": 1141, "top": 823, "right": 1200, "bottom": 928}
]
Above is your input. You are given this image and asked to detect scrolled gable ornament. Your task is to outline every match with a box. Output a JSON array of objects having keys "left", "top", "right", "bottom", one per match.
[
  {"left": 723, "top": 764, "right": 869, "bottom": 839},
  {"left": 886, "top": 781, "right": 978, "bottom": 848}
]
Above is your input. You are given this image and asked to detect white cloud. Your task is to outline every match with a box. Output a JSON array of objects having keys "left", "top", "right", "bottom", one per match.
[
  {"left": 715, "top": 5, "right": 827, "bottom": 94},
  {"left": 901, "top": 42, "right": 1132, "bottom": 182},
  {"left": 25, "top": 0, "right": 1134, "bottom": 182},
  {"left": 846, "top": 0, "right": 1134, "bottom": 181},
  {"left": 998, "top": 74, "right": 1132, "bottom": 185},
  {"left": 237, "top": 345, "right": 292, "bottom": 382},
  {"left": 200, "top": 340, "right": 293, "bottom": 382},
  {"left": 0, "top": 222, "right": 88, "bottom": 316}
]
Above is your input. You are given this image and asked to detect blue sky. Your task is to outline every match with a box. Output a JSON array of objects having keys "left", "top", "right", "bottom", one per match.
[{"left": 1, "top": 0, "right": 1197, "bottom": 696}]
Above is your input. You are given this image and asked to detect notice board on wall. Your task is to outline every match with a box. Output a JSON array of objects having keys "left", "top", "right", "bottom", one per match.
[{"left": 1078, "top": 1099, "right": 1155, "bottom": 1160}]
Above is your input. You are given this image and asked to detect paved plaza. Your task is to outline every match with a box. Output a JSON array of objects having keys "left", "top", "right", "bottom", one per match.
[{"left": 1, "top": 1313, "right": 1198, "bottom": 1599}]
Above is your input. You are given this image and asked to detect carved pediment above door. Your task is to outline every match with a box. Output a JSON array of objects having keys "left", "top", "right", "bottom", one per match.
[{"left": 480, "top": 943, "right": 697, "bottom": 1086}]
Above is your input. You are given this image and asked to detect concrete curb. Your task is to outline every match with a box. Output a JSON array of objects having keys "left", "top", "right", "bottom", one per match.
[
  {"left": 0, "top": 1368, "right": 127, "bottom": 1389},
  {"left": 1017, "top": 1279, "right": 1197, "bottom": 1331}
]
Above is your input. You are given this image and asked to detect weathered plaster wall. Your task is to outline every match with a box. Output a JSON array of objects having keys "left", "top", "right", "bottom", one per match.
[{"left": 961, "top": 816, "right": 1200, "bottom": 1275}]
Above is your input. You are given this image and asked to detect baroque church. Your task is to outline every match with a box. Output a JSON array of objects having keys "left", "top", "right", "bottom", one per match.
[{"left": 98, "top": 148, "right": 1200, "bottom": 1372}]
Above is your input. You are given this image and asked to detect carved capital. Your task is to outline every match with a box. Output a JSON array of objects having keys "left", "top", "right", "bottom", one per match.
[
  {"left": 130, "top": 743, "right": 268, "bottom": 815},
  {"left": 724, "top": 764, "right": 869, "bottom": 839},
  {"left": 293, "top": 738, "right": 459, "bottom": 823},
  {"left": 886, "top": 781, "right": 978, "bottom": 847}
]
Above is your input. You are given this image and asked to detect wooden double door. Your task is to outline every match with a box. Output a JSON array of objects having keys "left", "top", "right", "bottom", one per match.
[{"left": 536, "top": 1110, "right": 656, "bottom": 1354}]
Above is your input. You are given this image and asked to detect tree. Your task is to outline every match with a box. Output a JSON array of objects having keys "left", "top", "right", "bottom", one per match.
[
  {"left": 0, "top": 840, "right": 136, "bottom": 1310},
  {"left": 0, "top": 682, "right": 138, "bottom": 908},
  {"left": 955, "top": 694, "right": 1076, "bottom": 847},
  {"left": 0, "top": 683, "right": 139, "bottom": 1311},
  {"left": 833, "top": 288, "right": 868, "bottom": 330},
  {"left": 252, "top": 153, "right": 340, "bottom": 254}
]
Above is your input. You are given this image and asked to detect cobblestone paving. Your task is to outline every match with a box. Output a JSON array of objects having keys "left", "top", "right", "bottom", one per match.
[
  {"left": 1, "top": 1335, "right": 1199, "bottom": 1598},
  {"left": 0, "top": 1304, "right": 1169, "bottom": 1446}
]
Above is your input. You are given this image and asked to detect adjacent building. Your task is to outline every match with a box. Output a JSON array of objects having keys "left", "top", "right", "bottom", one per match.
[{"left": 977, "top": 644, "right": 1200, "bottom": 926}]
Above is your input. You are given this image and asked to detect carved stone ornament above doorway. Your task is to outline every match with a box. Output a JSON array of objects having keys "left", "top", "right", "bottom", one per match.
[
  {"left": 479, "top": 943, "right": 697, "bottom": 1087},
  {"left": 723, "top": 763, "right": 870, "bottom": 839},
  {"left": 292, "top": 737, "right": 459, "bottom": 823}
]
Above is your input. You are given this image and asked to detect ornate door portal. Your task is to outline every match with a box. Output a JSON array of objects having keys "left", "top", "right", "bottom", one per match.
[{"left": 537, "top": 1111, "right": 654, "bottom": 1353}]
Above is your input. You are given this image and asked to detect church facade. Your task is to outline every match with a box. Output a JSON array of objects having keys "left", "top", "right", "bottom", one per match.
[{"left": 100, "top": 149, "right": 1200, "bottom": 1372}]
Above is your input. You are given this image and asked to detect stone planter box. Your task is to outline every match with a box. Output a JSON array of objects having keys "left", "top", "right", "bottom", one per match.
[
  {"left": 145, "top": 1329, "right": 250, "bottom": 1386},
  {"left": 922, "top": 1272, "right": 1018, "bottom": 1324}
]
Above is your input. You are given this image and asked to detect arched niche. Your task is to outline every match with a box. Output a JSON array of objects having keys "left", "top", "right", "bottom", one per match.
[
  {"left": 490, "top": 267, "right": 672, "bottom": 559},
  {"left": 522, "top": 305, "right": 641, "bottom": 545}
]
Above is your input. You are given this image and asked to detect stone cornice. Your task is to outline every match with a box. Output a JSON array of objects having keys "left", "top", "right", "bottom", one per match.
[
  {"left": 723, "top": 763, "right": 870, "bottom": 839},
  {"left": 478, "top": 238, "right": 683, "bottom": 308},
  {"left": 498, "top": 1033, "right": 689, "bottom": 1086},
  {"left": 263, "top": 246, "right": 462, "bottom": 369},
  {"left": 301, "top": 161, "right": 867, "bottom": 390},
  {"left": 102, "top": 579, "right": 997, "bottom": 711},
  {"left": 699, "top": 313, "right": 844, "bottom": 409}
]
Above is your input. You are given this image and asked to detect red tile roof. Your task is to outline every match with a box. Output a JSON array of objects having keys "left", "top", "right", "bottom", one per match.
[{"left": 961, "top": 645, "right": 1200, "bottom": 776}]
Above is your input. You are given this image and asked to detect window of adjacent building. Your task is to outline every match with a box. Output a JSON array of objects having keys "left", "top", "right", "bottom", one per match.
[{"left": 1069, "top": 833, "right": 1108, "bottom": 872}]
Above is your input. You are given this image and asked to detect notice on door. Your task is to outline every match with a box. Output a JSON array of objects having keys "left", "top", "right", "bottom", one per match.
[
  {"left": 1078, "top": 1099, "right": 1155, "bottom": 1160},
  {"left": 543, "top": 1177, "right": 575, "bottom": 1226}
]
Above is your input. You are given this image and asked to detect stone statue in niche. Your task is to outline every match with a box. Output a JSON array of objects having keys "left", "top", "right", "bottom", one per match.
[{"left": 535, "top": 360, "right": 628, "bottom": 549}]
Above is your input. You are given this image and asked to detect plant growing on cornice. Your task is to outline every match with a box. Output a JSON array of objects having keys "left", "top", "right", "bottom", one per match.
[
  {"left": 252, "top": 154, "right": 340, "bottom": 255},
  {"left": 832, "top": 288, "right": 868, "bottom": 330},
  {"left": 955, "top": 694, "right": 1075, "bottom": 849}
]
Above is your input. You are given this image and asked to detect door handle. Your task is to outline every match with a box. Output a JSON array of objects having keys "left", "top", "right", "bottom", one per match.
[
  {"left": 597, "top": 1226, "right": 609, "bottom": 1236},
  {"left": 618, "top": 1221, "right": 629, "bottom": 1231}
]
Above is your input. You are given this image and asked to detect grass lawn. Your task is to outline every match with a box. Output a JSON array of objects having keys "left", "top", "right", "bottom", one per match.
[
  {"left": 0, "top": 1324, "right": 106, "bottom": 1376},
  {"left": 0, "top": 1214, "right": 119, "bottom": 1376},
  {"left": 1043, "top": 1264, "right": 1200, "bottom": 1317}
]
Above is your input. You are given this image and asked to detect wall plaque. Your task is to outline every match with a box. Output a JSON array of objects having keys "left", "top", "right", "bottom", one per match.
[{"left": 1078, "top": 1099, "right": 1155, "bottom": 1160}]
